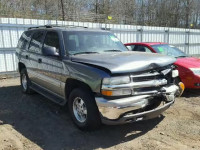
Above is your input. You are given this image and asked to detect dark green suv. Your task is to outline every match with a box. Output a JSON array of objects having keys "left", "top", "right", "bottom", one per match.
[{"left": 16, "top": 25, "right": 184, "bottom": 130}]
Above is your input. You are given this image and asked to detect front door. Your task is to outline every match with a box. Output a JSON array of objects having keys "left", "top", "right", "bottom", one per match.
[{"left": 38, "top": 31, "right": 64, "bottom": 97}]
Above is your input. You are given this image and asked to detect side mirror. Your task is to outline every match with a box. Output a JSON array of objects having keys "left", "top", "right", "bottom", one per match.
[{"left": 42, "top": 46, "right": 59, "bottom": 56}]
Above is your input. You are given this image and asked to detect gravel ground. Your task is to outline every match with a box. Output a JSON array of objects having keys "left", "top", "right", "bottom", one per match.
[{"left": 0, "top": 78, "right": 200, "bottom": 150}]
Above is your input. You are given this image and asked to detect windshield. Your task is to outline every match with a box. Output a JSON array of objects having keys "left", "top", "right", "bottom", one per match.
[
  {"left": 63, "top": 31, "right": 127, "bottom": 55},
  {"left": 152, "top": 44, "right": 187, "bottom": 58}
]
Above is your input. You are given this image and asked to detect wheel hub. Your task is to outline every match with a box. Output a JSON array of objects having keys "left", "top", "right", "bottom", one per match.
[
  {"left": 73, "top": 97, "right": 87, "bottom": 123},
  {"left": 22, "top": 74, "right": 27, "bottom": 90}
]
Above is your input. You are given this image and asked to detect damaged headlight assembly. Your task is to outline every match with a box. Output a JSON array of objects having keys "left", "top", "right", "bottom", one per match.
[
  {"left": 101, "top": 76, "right": 132, "bottom": 96},
  {"left": 172, "top": 69, "right": 179, "bottom": 78}
]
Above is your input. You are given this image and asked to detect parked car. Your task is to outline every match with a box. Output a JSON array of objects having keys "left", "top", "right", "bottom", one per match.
[
  {"left": 16, "top": 26, "right": 184, "bottom": 130},
  {"left": 125, "top": 42, "right": 200, "bottom": 89}
]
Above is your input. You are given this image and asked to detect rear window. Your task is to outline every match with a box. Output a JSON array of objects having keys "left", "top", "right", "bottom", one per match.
[{"left": 17, "top": 31, "right": 32, "bottom": 50}]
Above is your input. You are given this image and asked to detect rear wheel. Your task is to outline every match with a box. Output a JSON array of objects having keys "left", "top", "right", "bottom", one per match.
[
  {"left": 20, "top": 69, "right": 33, "bottom": 94},
  {"left": 68, "top": 88, "right": 101, "bottom": 130}
]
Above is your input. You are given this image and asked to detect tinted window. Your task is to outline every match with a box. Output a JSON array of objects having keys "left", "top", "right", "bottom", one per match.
[
  {"left": 17, "top": 31, "right": 32, "bottom": 50},
  {"left": 133, "top": 45, "right": 152, "bottom": 53},
  {"left": 152, "top": 44, "right": 187, "bottom": 58},
  {"left": 29, "top": 31, "right": 45, "bottom": 53},
  {"left": 63, "top": 31, "right": 127, "bottom": 55},
  {"left": 126, "top": 45, "right": 135, "bottom": 51},
  {"left": 43, "top": 32, "right": 60, "bottom": 53}
]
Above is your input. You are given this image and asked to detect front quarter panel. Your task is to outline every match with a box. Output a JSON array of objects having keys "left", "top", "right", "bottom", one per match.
[
  {"left": 176, "top": 64, "right": 200, "bottom": 88},
  {"left": 62, "top": 59, "right": 110, "bottom": 93}
]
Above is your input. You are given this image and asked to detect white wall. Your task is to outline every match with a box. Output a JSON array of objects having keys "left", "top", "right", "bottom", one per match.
[{"left": 1, "top": 17, "right": 200, "bottom": 73}]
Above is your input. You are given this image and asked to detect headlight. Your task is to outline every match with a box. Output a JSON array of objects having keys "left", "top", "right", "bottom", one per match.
[
  {"left": 172, "top": 70, "right": 179, "bottom": 78},
  {"left": 101, "top": 76, "right": 132, "bottom": 96},
  {"left": 190, "top": 68, "right": 200, "bottom": 75},
  {"left": 102, "top": 76, "right": 131, "bottom": 85}
]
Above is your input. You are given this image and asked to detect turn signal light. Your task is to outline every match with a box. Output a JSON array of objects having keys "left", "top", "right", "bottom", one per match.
[{"left": 101, "top": 90, "right": 113, "bottom": 96}]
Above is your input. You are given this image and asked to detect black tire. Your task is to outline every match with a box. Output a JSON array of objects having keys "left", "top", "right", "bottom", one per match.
[
  {"left": 20, "top": 68, "right": 33, "bottom": 94},
  {"left": 68, "top": 88, "right": 101, "bottom": 131}
]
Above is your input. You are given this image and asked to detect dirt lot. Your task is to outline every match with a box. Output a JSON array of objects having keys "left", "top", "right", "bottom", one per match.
[{"left": 0, "top": 78, "right": 200, "bottom": 150}]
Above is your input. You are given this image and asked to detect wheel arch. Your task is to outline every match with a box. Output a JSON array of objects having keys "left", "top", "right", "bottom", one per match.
[
  {"left": 18, "top": 62, "right": 26, "bottom": 73},
  {"left": 65, "top": 78, "right": 94, "bottom": 101}
]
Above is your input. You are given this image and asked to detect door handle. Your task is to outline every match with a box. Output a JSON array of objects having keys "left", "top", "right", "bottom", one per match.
[
  {"left": 38, "top": 58, "right": 42, "bottom": 63},
  {"left": 25, "top": 55, "right": 29, "bottom": 59}
]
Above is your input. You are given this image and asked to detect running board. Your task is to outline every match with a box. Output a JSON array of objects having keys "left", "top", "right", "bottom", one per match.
[{"left": 30, "top": 83, "right": 65, "bottom": 105}]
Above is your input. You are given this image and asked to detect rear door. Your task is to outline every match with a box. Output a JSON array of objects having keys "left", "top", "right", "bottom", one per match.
[
  {"left": 27, "top": 30, "right": 45, "bottom": 84},
  {"left": 16, "top": 31, "right": 33, "bottom": 72}
]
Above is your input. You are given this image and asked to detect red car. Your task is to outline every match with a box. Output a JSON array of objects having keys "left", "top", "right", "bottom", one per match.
[{"left": 125, "top": 42, "right": 200, "bottom": 89}]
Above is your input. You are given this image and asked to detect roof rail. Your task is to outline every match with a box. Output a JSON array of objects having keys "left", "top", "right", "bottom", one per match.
[
  {"left": 28, "top": 25, "right": 52, "bottom": 30},
  {"left": 28, "top": 25, "right": 88, "bottom": 30}
]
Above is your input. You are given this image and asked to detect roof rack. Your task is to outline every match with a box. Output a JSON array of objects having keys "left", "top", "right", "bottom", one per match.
[{"left": 28, "top": 25, "right": 88, "bottom": 30}]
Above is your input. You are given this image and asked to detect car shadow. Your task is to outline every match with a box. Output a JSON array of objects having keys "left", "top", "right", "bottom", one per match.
[
  {"left": 0, "top": 85, "right": 164, "bottom": 150},
  {"left": 182, "top": 89, "right": 200, "bottom": 98}
]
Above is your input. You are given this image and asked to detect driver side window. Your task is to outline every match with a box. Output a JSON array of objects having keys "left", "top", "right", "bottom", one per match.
[{"left": 43, "top": 31, "right": 60, "bottom": 54}]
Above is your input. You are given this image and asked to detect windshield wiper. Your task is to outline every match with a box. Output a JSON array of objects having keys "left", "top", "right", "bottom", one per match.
[
  {"left": 73, "top": 51, "right": 99, "bottom": 55},
  {"left": 104, "top": 50, "right": 122, "bottom": 52}
]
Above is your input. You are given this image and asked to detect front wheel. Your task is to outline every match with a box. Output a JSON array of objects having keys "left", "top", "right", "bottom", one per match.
[{"left": 68, "top": 88, "right": 101, "bottom": 130}]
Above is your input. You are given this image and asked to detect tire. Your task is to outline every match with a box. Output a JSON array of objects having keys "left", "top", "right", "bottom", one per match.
[
  {"left": 20, "top": 68, "right": 33, "bottom": 94},
  {"left": 68, "top": 88, "right": 101, "bottom": 131}
]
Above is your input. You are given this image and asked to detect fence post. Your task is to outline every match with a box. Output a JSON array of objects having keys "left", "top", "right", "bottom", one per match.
[
  {"left": 164, "top": 29, "right": 169, "bottom": 43},
  {"left": 185, "top": 30, "right": 190, "bottom": 54},
  {"left": 137, "top": 27, "right": 143, "bottom": 42}
]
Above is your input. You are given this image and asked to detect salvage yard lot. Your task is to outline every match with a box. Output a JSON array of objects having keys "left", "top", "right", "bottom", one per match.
[{"left": 0, "top": 78, "right": 200, "bottom": 150}]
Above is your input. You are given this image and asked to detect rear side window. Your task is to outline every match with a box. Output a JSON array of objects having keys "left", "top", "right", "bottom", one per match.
[
  {"left": 43, "top": 31, "right": 60, "bottom": 53},
  {"left": 29, "top": 31, "right": 45, "bottom": 54},
  {"left": 126, "top": 45, "right": 135, "bottom": 51},
  {"left": 17, "top": 31, "right": 32, "bottom": 50}
]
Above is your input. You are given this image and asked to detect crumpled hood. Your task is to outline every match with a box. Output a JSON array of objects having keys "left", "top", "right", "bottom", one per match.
[
  {"left": 71, "top": 51, "right": 176, "bottom": 74},
  {"left": 175, "top": 57, "right": 200, "bottom": 68}
]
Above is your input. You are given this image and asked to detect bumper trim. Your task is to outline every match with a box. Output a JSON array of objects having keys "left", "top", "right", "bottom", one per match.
[
  {"left": 102, "top": 100, "right": 174, "bottom": 125},
  {"left": 95, "top": 84, "right": 179, "bottom": 124},
  {"left": 95, "top": 95, "right": 151, "bottom": 120}
]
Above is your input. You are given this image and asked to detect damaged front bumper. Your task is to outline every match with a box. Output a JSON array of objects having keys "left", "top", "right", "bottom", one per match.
[{"left": 95, "top": 84, "right": 181, "bottom": 125}]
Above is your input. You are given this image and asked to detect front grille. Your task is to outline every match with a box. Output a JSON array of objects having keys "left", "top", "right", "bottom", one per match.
[
  {"left": 131, "top": 67, "right": 173, "bottom": 95},
  {"left": 132, "top": 75, "right": 164, "bottom": 82}
]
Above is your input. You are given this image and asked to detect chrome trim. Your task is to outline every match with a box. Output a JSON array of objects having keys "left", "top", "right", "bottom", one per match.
[
  {"left": 96, "top": 95, "right": 150, "bottom": 120},
  {"left": 161, "top": 85, "right": 179, "bottom": 94},
  {"left": 102, "top": 100, "right": 175, "bottom": 125},
  {"left": 102, "top": 79, "right": 168, "bottom": 90},
  {"left": 130, "top": 72, "right": 160, "bottom": 78},
  {"left": 96, "top": 84, "right": 178, "bottom": 122},
  {"left": 96, "top": 95, "right": 151, "bottom": 108}
]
